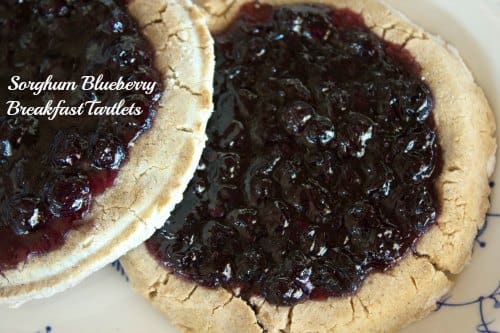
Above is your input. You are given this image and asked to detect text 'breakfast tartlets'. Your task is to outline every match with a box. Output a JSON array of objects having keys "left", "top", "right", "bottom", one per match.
[
  {"left": 122, "top": 0, "right": 496, "bottom": 332},
  {"left": 0, "top": 0, "right": 214, "bottom": 306}
]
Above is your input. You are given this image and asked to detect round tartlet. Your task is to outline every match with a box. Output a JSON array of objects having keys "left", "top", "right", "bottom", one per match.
[
  {"left": 121, "top": 0, "right": 496, "bottom": 331},
  {"left": 0, "top": 0, "right": 214, "bottom": 307}
]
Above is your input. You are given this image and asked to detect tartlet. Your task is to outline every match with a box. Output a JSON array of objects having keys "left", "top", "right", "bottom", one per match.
[
  {"left": 121, "top": 0, "right": 496, "bottom": 332},
  {"left": 0, "top": 0, "right": 214, "bottom": 307}
]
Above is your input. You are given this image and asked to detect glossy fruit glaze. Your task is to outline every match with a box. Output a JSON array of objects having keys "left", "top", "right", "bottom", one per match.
[
  {"left": 0, "top": 0, "right": 162, "bottom": 270},
  {"left": 147, "top": 3, "right": 441, "bottom": 305}
]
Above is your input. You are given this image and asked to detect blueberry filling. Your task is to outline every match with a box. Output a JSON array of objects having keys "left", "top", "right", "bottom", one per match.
[
  {"left": 0, "top": 0, "right": 162, "bottom": 270},
  {"left": 147, "top": 2, "right": 442, "bottom": 305}
]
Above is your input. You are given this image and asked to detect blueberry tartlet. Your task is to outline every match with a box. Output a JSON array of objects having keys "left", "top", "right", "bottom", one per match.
[
  {"left": 0, "top": 0, "right": 214, "bottom": 306},
  {"left": 121, "top": 0, "right": 496, "bottom": 331}
]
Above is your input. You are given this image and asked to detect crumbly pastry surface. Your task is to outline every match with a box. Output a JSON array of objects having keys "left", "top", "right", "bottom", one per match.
[
  {"left": 0, "top": 0, "right": 214, "bottom": 307},
  {"left": 121, "top": 0, "right": 496, "bottom": 331}
]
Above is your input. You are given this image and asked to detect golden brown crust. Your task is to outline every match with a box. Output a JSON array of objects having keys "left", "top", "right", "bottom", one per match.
[
  {"left": 0, "top": 0, "right": 214, "bottom": 307},
  {"left": 121, "top": 0, "right": 497, "bottom": 331},
  {"left": 122, "top": 244, "right": 452, "bottom": 333}
]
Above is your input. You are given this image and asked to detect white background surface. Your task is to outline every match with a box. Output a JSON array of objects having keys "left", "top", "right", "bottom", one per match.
[{"left": 1, "top": 0, "right": 499, "bottom": 332}]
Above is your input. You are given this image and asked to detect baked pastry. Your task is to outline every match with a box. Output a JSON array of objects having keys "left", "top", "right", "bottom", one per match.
[
  {"left": 121, "top": 0, "right": 496, "bottom": 331},
  {"left": 0, "top": 0, "right": 213, "bottom": 306}
]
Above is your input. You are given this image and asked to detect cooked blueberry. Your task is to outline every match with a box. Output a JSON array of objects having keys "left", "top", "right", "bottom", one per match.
[
  {"left": 335, "top": 112, "right": 374, "bottom": 158},
  {"left": 281, "top": 101, "right": 315, "bottom": 135},
  {"left": 260, "top": 200, "right": 292, "bottom": 235},
  {"left": 393, "top": 185, "right": 436, "bottom": 229},
  {"left": 300, "top": 226, "right": 330, "bottom": 256},
  {"left": 244, "top": 37, "right": 267, "bottom": 63},
  {"left": 0, "top": 140, "right": 12, "bottom": 158},
  {"left": 109, "top": 37, "right": 152, "bottom": 68},
  {"left": 363, "top": 160, "right": 394, "bottom": 197},
  {"left": 212, "top": 153, "right": 241, "bottom": 182},
  {"left": 394, "top": 130, "right": 437, "bottom": 182},
  {"left": 219, "top": 120, "right": 246, "bottom": 149},
  {"left": 49, "top": 130, "right": 86, "bottom": 168},
  {"left": 262, "top": 272, "right": 306, "bottom": 305},
  {"left": 311, "top": 254, "right": 362, "bottom": 295},
  {"left": 273, "top": 157, "right": 301, "bottom": 189},
  {"left": 38, "top": 0, "right": 70, "bottom": 19},
  {"left": 404, "top": 83, "right": 433, "bottom": 122},
  {"left": 226, "top": 208, "right": 258, "bottom": 240},
  {"left": 2, "top": 195, "right": 44, "bottom": 235},
  {"left": 234, "top": 249, "right": 264, "bottom": 282},
  {"left": 3, "top": 116, "right": 39, "bottom": 148},
  {"left": 303, "top": 116, "right": 335, "bottom": 146},
  {"left": 247, "top": 176, "right": 276, "bottom": 204},
  {"left": 280, "top": 79, "right": 312, "bottom": 100},
  {"left": 45, "top": 176, "right": 91, "bottom": 218},
  {"left": 91, "top": 135, "right": 125, "bottom": 170},
  {"left": 104, "top": 12, "right": 135, "bottom": 34}
]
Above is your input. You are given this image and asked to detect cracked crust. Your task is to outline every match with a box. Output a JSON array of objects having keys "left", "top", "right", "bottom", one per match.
[
  {"left": 0, "top": 0, "right": 214, "bottom": 307},
  {"left": 121, "top": 0, "right": 497, "bottom": 331}
]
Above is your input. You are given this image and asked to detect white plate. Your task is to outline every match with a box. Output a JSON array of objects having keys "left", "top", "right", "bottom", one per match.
[{"left": 1, "top": 0, "right": 500, "bottom": 332}]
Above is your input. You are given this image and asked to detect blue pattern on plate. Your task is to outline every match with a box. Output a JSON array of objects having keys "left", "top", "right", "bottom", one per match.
[
  {"left": 436, "top": 282, "right": 500, "bottom": 333},
  {"left": 111, "top": 260, "right": 129, "bottom": 282},
  {"left": 435, "top": 211, "right": 500, "bottom": 333},
  {"left": 35, "top": 326, "right": 52, "bottom": 333},
  {"left": 475, "top": 214, "right": 497, "bottom": 248}
]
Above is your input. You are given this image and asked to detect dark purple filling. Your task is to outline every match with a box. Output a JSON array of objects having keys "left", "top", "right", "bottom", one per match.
[
  {"left": 0, "top": 0, "right": 162, "bottom": 270},
  {"left": 146, "top": 3, "right": 441, "bottom": 305}
]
